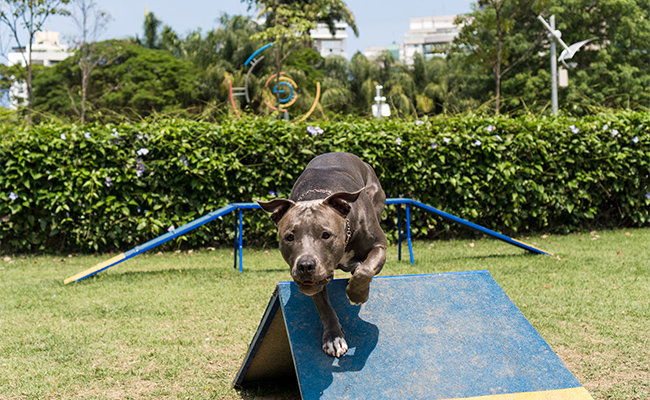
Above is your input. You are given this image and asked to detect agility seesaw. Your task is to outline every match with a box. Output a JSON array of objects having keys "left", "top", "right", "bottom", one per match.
[
  {"left": 63, "top": 198, "right": 551, "bottom": 284},
  {"left": 234, "top": 271, "right": 593, "bottom": 400}
]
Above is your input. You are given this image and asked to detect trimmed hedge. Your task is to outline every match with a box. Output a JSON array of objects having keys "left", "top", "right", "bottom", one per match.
[{"left": 1, "top": 113, "right": 649, "bottom": 253}]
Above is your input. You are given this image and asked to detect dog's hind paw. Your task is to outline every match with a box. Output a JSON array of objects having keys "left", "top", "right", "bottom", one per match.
[{"left": 322, "top": 336, "right": 348, "bottom": 358}]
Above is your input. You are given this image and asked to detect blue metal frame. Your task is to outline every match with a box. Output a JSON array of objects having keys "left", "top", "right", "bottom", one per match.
[
  {"left": 64, "top": 198, "right": 551, "bottom": 284},
  {"left": 244, "top": 43, "right": 274, "bottom": 67}
]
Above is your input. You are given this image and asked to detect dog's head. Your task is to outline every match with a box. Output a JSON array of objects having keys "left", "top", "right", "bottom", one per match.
[{"left": 257, "top": 190, "right": 361, "bottom": 296}]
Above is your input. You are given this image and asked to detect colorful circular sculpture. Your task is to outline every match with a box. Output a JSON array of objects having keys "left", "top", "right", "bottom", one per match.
[{"left": 228, "top": 42, "right": 321, "bottom": 122}]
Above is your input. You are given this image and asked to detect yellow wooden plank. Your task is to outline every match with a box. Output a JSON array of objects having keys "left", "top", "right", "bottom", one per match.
[
  {"left": 445, "top": 387, "right": 593, "bottom": 400},
  {"left": 63, "top": 253, "right": 126, "bottom": 284},
  {"left": 510, "top": 238, "right": 554, "bottom": 255}
]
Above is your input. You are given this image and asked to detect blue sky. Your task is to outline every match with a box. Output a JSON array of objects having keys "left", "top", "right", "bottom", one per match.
[{"left": 1, "top": 0, "right": 475, "bottom": 61}]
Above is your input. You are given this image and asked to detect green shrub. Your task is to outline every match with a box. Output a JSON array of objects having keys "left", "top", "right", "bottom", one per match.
[{"left": 1, "top": 113, "right": 649, "bottom": 254}]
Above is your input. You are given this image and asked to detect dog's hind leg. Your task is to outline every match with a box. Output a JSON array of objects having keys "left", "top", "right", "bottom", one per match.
[{"left": 311, "top": 286, "right": 348, "bottom": 357}]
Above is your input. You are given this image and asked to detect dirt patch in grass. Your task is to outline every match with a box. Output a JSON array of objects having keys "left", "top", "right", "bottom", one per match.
[{"left": 556, "top": 344, "right": 650, "bottom": 398}]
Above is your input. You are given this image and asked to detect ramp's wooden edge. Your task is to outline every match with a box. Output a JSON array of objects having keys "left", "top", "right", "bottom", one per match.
[
  {"left": 445, "top": 386, "right": 593, "bottom": 400},
  {"left": 233, "top": 287, "right": 282, "bottom": 387},
  {"left": 63, "top": 253, "right": 126, "bottom": 284}
]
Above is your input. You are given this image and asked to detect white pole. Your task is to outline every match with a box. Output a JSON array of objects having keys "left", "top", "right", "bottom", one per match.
[
  {"left": 375, "top": 85, "right": 384, "bottom": 120},
  {"left": 550, "top": 15, "right": 558, "bottom": 115}
]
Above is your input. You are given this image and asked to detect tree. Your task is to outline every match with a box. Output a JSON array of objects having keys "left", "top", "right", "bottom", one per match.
[
  {"left": 412, "top": 53, "right": 450, "bottom": 115},
  {"left": 246, "top": 0, "right": 357, "bottom": 118},
  {"left": 69, "top": 0, "right": 114, "bottom": 124},
  {"left": 0, "top": 0, "right": 70, "bottom": 123},
  {"left": 453, "top": 0, "right": 546, "bottom": 113},
  {"left": 548, "top": 0, "right": 650, "bottom": 113},
  {"left": 33, "top": 41, "right": 198, "bottom": 122},
  {"left": 142, "top": 11, "right": 162, "bottom": 49}
]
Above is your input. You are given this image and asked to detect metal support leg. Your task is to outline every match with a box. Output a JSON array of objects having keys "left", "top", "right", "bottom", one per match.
[
  {"left": 397, "top": 205, "right": 402, "bottom": 261},
  {"left": 238, "top": 209, "right": 244, "bottom": 273},
  {"left": 406, "top": 204, "right": 414, "bottom": 264},
  {"left": 233, "top": 210, "right": 239, "bottom": 270}
]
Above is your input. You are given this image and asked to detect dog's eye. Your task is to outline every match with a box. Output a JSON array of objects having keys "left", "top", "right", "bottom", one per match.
[
  {"left": 322, "top": 232, "right": 331, "bottom": 239},
  {"left": 285, "top": 234, "right": 295, "bottom": 242}
]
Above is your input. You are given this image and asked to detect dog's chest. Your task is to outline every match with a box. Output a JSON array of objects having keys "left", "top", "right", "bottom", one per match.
[{"left": 337, "top": 250, "right": 360, "bottom": 272}]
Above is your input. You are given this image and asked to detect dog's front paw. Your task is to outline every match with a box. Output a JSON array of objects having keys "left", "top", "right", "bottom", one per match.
[
  {"left": 346, "top": 283, "right": 369, "bottom": 305},
  {"left": 322, "top": 336, "right": 348, "bottom": 358}
]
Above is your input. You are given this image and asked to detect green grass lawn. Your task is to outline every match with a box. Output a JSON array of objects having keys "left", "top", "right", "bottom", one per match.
[{"left": 1, "top": 229, "right": 649, "bottom": 399}]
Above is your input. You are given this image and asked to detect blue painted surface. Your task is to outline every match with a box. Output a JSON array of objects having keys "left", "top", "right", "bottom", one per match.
[{"left": 272, "top": 271, "right": 582, "bottom": 400}]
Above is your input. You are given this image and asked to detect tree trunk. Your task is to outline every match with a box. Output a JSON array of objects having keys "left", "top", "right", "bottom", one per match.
[
  {"left": 494, "top": 1, "right": 502, "bottom": 114},
  {"left": 81, "top": 70, "right": 88, "bottom": 124},
  {"left": 27, "top": 37, "right": 34, "bottom": 125},
  {"left": 275, "top": 40, "right": 283, "bottom": 120}
]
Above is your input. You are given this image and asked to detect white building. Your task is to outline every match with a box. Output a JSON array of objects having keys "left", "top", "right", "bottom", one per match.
[
  {"left": 311, "top": 21, "right": 349, "bottom": 58},
  {"left": 364, "top": 15, "right": 462, "bottom": 65},
  {"left": 402, "top": 15, "right": 461, "bottom": 64},
  {"left": 364, "top": 43, "right": 403, "bottom": 62},
  {"left": 6, "top": 31, "right": 72, "bottom": 109}
]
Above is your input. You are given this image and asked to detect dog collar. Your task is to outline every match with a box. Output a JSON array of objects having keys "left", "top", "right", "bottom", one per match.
[{"left": 344, "top": 218, "right": 351, "bottom": 247}]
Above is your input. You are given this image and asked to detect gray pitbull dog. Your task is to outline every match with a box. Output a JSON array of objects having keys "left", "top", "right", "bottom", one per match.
[{"left": 257, "top": 152, "right": 387, "bottom": 358}]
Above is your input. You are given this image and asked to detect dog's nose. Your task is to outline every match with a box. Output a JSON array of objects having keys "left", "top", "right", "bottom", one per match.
[{"left": 297, "top": 257, "right": 316, "bottom": 275}]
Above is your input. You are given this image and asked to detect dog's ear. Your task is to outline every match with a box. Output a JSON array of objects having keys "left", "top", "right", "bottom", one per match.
[
  {"left": 324, "top": 188, "right": 363, "bottom": 217},
  {"left": 256, "top": 198, "right": 295, "bottom": 224}
]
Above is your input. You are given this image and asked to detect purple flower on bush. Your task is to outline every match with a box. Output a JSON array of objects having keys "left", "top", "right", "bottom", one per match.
[
  {"left": 611, "top": 129, "right": 619, "bottom": 137},
  {"left": 495, "top": 135, "right": 502, "bottom": 141},
  {"left": 60, "top": 134, "right": 66, "bottom": 140},
  {"left": 180, "top": 155, "right": 189, "bottom": 167},
  {"left": 395, "top": 138, "right": 402, "bottom": 145},
  {"left": 9, "top": 192, "right": 18, "bottom": 201},
  {"left": 569, "top": 125, "right": 579, "bottom": 134},
  {"left": 268, "top": 191, "right": 277, "bottom": 197},
  {"left": 431, "top": 143, "right": 438, "bottom": 149},
  {"left": 307, "top": 126, "right": 324, "bottom": 136},
  {"left": 443, "top": 137, "right": 451, "bottom": 144},
  {"left": 105, "top": 177, "right": 112, "bottom": 187},
  {"left": 135, "top": 161, "right": 146, "bottom": 177},
  {"left": 168, "top": 226, "right": 175, "bottom": 232},
  {"left": 602, "top": 124, "right": 609, "bottom": 130},
  {"left": 646, "top": 193, "right": 650, "bottom": 200},
  {"left": 415, "top": 120, "right": 425, "bottom": 125},
  {"left": 84, "top": 132, "right": 91, "bottom": 139},
  {"left": 632, "top": 136, "right": 639, "bottom": 143},
  {"left": 486, "top": 125, "right": 494, "bottom": 132},
  {"left": 474, "top": 139, "right": 482, "bottom": 146},
  {"left": 137, "top": 148, "right": 149, "bottom": 156}
]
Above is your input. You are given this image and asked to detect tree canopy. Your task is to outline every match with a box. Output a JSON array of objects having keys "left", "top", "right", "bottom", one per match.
[{"left": 3, "top": 0, "right": 649, "bottom": 123}]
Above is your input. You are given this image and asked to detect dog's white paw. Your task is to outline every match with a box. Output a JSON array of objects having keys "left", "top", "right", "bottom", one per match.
[
  {"left": 347, "top": 297, "right": 362, "bottom": 306},
  {"left": 322, "top": 336, "right": 348, "bottom": 358}
]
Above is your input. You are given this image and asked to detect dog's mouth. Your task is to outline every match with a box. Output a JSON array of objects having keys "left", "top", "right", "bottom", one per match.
[{"left": 300, "top": 274, "right": 333, "bottom": 287}]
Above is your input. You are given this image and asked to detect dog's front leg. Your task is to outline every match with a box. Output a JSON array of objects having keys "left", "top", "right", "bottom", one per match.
[
  {"left": 347, "top": 245, "right": 386, "bottom": 305},
  {"left": 311, "top": 286, "right": 348, "bottom": 357}
]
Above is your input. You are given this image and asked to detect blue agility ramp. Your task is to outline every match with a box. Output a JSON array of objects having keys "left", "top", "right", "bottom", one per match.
[
  {"left": 64, "top": 199, "right": 551, "bottom": 284},
  {"left": 234, "top": 271, "right": 592, "bottom": 400}
]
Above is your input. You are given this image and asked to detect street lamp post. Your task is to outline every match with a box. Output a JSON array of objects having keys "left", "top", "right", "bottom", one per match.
[{"left": 538, "top": 14, "right": 596, "bottom": 115}]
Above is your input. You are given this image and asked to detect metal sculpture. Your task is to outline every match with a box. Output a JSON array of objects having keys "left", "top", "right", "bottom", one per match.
[{"left": 228, "top": 42, "right": 321, "bottom": 121}]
